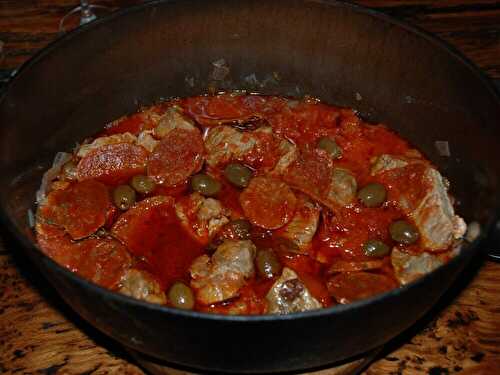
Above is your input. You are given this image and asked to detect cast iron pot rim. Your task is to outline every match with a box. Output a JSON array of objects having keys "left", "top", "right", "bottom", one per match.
[{"left": 0, "top": 0, "right": 498, "bottom": 322}]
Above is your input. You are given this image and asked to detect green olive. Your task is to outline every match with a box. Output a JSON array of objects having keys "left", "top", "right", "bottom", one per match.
[
  {"left": 363, "top": 240, "right": 390, "bottom": 257},
  {"left": 168, "top": 282, "right": 195, "bottom": 310},
  {"left": 61, "top": 160, "right": 78, "bottom": 180},
  {"left": 317, "top": 137, "right": 342, "bottom": 159},
  {"left": 113, "top": 185, "right": 136, "bottom": 211},
  {"left": 191, "top": 173, "right": 221, "bottom": 197},
  {"left": 226, "top": 219, "right": 252, "bottom": 240},
  {"left": 224, "top": 163, "right": 253, "bottom": 188},
  {"left": 256, "top": 249, "right": 282, "bottom": 279},
  {"left": 390, "top": 220, "right": 420, "bottom": 245},
  {"left": 357, "top": 183, "right": 387, "bottom": 208},
  {"left": 130, "top": 174, "right": 156, "bottom": 194}
]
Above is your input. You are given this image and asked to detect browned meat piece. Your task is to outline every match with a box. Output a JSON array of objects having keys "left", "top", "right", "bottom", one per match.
[
  {"left": 327, "top": 167, "right": 358, "bottom": 207},
  {"left": 205, "top": 126, "right": 258, "bottom": 167},
  {"left": 36, "top": 152, "right": 73, "bottom": 204},
  {"left": 391, "top": 248, "right": 444, "bottom": 285},
  {"left": 371, "top": 154, "right": 466, "bottom": 250},
  {"left": 204, "top": 125, "right": 293, "bottom": 173},
  {"left": 154, "top": 106, "right": 196, "bottom": 138},
  {"left": 371, "top": 154, "right": 413, "bottom": 175},
  {"left": 190, "top": 240, "right": 256, "bottom": 305},
  {"left": 279, "top": 194, "right": 321, "bottom": 251},
  {"left": 266, "top": 267, "right": 322, "bottom": 314},
  {"left": 271, "top": 139, "right": 298, "bottom": 175},
  {"left": 175, "top": 193, "right": 231, "bottom": 244},
  {"left": 119, "top": 269, "right": 166, "bottom": 304},
  {"left": 136, "top": 130, "right": 159, "bottom": 152}
]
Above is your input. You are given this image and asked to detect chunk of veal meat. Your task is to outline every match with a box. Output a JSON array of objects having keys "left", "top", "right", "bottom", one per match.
[
  {"left": 36, "top": 152, "right": 73, "bottom": 204},
  {"left": 278, "top": 194, "right": 320, "bottom": 251},
  {"left": 391, "top": 248, "right": 444, "bottom": 285},
  {"left": 272, "top": 139, "right": 299, "bottom": 175},
  {"left": 204, "top": 126, "right": 260, "bottom": 167},
  {"left": 76, "top": 132, "right": 137, "bottom": 158},
  {"left": 327, "top": 167, "right": 358, "bottom": 207},
  {"left": 154, "top": 106, "right": 196, "bottom": 138},
  {"left": 266, "top": 267, "right": 322, "bottom": 314},
  {"left": 119, "top": 269, "right": 166, "bottom": 304},
  {"left": 370, "top": 152, "right": 422, "bottom": 175},
  {"left": 175, "top": 193, "right": 230, "bottom": 244},
  {"left": 136, "top": 130, "right": 159, "bottom": 152},
  {"left": 190, "top": 240, "right": 256, "bottom": 305},
  {"left": 204, "top": 125, "right": 294, "bottom": 172},
  {"left": 371, "top": 154, "right": 466, "bottom": 250}
]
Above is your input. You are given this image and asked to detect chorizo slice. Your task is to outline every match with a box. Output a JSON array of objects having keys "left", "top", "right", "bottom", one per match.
[
  {"left": 77, "top": 143, "right": 148, "bottom": 185},
  {"left": 77, "top": 238, "right": 132, "bottom": 289},
  {"left": 37, "top": 180, "right": 111, "bottom": 240},
  {"left": 182, "top": 95, "right": 255, "bottom": 126},
  {"left": 326, "top": 272, "right": 397, "bottom": 304},
  {"left": 327, "top": 259, "right": 386, "bottom": 274},
  {"left": 102, "top": 107, "right": 163, "bottom": 136},
  {"left": 240, "top": 176, "right": 297, "bottom": 230},
  {"left": 76, "top": 133, "right": 137, "bottom": 158},
  {"left": 36, "top": 224, "right": 83, "bottom": 271},
  {"left": 147, "top": 128, "right": 204, "bottom": 186},
  {"left": 36, "top": 227, "right": 131, "bottom": 289},
  {"left": 111, "top": 196, "right": 176, "bottom": 256},
  {"left": 283, "top": 148, "right": 333, "bottom": 203},
  {"left": 283, "top": 149, "right": 357, "bottom": 209}
]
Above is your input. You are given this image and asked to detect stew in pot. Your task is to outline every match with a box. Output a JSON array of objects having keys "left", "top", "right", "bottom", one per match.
[{"left": 35, "top": 93, "right": 466, "bottom": 315}]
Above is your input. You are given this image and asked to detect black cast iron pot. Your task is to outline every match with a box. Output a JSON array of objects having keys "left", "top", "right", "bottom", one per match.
[{"left": 0, "top": 0, "right": 499, "bottom": 373}]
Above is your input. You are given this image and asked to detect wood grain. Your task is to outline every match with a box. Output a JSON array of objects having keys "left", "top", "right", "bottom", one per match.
[{"left": 0, "top": 1, "right": 500, "bottom": 374}]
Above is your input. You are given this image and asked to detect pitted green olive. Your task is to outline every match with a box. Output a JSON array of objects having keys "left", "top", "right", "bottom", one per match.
[
  {"left": 130, "top": 174, "right": 156, "bottom": 194},
  {"left": 256, "top": 249, "right": 282, "bottom": 279},
  {"left": 191, "top": 174, "right": 221, "bottom": 196},
  {"left": 317, "top": 137, "right": 342, "bottom": 159},
  {"left": 224, "top": 163, "right": 253, "bottom": 188},
  {"left": 363, "top": 240, "right": 390, "bottom": 257},
  {"left": 113, "top": 185, "right": 136, "bottom": 210},
  {"left": 390, "top": 220, "right": 420, "bottom": 245},
  {"left": 357, "top": 183, "right": 387, "bottom": 208},
  {"left": 168, "top": 282, "right": 195, "bottom": 310}
]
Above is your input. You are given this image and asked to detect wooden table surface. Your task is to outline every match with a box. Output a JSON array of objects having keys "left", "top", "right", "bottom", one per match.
[{"left": 1, "top": 1, "right": 499, "bottom": 374}]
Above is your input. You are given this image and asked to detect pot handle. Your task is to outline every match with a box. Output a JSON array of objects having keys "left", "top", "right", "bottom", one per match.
[
  {"left": 486, "top": 79, "right": 500, "bottom": 262},
  {"left": 484, "top": 218, "right": 500, "bottom": 262}
]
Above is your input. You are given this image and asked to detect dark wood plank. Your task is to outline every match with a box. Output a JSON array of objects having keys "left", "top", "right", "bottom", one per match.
[{"left": 352, "top": 1, "right": 500, "bottom": 79}]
